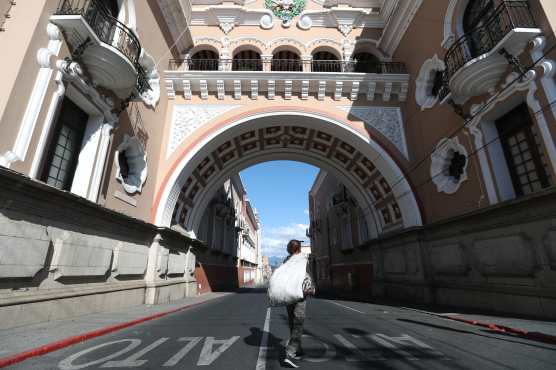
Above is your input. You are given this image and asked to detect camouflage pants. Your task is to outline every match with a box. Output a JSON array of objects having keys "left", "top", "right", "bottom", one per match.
[{"left": 286, "top": 300, "right": 306, "bottom": 357}]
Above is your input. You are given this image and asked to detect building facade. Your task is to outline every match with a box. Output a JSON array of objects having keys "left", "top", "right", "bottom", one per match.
[
  {"left": 194, "top": 174, "right": 262, "bottom": 292},
  {"left": 1, "top": 0, "right": 556, "bottom": 325}
]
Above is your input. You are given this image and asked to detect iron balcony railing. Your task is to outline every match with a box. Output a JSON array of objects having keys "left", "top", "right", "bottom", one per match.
[
  {"left": 444, "top": 0, "right": 536, "bottom": 83},
  {"left": 167, "top": 58, "right": 408, "bottom": 74},
  {"left": 55, "top": 0, "right": 150, "bottom": 94}
]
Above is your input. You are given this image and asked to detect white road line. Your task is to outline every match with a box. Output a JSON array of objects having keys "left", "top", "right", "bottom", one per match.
[
  {"left": 256, "top": 307, "right": 271, "bottom": 370},
  {"left": 328, "top": 300, "right": 365, "bottom": 314}
]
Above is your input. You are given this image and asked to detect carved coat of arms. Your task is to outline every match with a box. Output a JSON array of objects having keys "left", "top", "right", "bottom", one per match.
[{"left": 265, "top": 0, "right": 306, "bottom": 27}]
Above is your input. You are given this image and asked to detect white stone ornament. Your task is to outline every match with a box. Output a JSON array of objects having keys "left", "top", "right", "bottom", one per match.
[
  {"left": 431, "top": 137, "right": 469, "bottom": 194},
  {"left": 338, "top": 106, "right": 409, "bottom": 159},
  {"left": 415, "top": 54, "right": 445, "bottom": 111},
  {"left": 116, "top": 135, "right": 148, "bottom": 194},
  {"left": 338, "top": 24, "right": 353, "bottom": 37},
  {"left": 298, "top": 14, "right": 312, "bottom": 30},
  {"left": 219, "top": 22, "right": 234, "bottom": 35},
  {"left": 260, "top": 14, "right": 274, "bottom": 29},
  {"left": 168, "top": 105, "right": 240, "bottom": 158}
]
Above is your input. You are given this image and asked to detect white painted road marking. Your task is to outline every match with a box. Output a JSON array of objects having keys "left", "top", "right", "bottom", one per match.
[
  {"left": 57, "top": 332, "right": 446, "bottom": 368},
  {"left": 302, "top": 335, "right": 336, "bottom": 363},
  {"left": 102, "top": 337, "right": 169, "bottom": 367},
  {"left": 59, "top": 339, "right": 142, "bottom": 370},
  {"left": 371, "top": 334, "right": 418, "bottom": 360},
  {"left": 197, "top": 336, "right": 240, "bottom": 366},
  {"left": 334, "top": 334, "right": 386, "bottom": 361},
  {"left": 163, "top": 337, "right": 203, "bottom": 367},
  {"left": 327, "top": 301, "right": 365, "bottom": 314},
  {"left": 256, "top": 307, "right": 271, "bottom": 370}
]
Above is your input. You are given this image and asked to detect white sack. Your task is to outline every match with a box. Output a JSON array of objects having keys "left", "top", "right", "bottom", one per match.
[{"left": 267, "top": 253, "right": 308, "bottom": 306}]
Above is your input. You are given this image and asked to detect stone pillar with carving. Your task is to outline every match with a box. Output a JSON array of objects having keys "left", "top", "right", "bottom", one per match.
[
  {"left": 342, "top": 38, "right": 355, "bottom": 72},
  {"left": 219, "top": 37, "right": 232, "bottom": 71},
  {"left": 301, "top": 54, "right": 313, "bottom": 72},
  {"left": 261, "top": 54, "right": 273, "bottom": 72}
]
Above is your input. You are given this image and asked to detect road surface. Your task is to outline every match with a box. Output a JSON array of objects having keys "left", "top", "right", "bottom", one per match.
[{"left": 11, "top": 289, "right": 556, "bottom": 369}]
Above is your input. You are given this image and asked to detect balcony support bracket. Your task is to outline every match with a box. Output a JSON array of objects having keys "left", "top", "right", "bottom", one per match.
[{"left": 499, "top": 48, "right": 527, "bottom": 78}]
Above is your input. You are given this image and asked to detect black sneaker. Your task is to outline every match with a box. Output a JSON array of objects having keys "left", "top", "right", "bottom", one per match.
[{"left": 283, "top": 354, "right": 300, "bottom": 368}]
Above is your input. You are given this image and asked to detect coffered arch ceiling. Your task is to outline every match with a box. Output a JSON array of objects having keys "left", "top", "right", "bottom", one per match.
[{"left": 153, "top": 111, "right": 422, "bottom": 237}]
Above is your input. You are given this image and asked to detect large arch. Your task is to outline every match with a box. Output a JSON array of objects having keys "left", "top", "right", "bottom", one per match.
[{"left": 153, "top": 111, "right": 422, "bottom": 237}]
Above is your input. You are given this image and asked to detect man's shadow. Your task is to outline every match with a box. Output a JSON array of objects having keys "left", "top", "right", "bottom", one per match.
[{"left": 244, "top": 327, "right": 286, "bottom": 362}]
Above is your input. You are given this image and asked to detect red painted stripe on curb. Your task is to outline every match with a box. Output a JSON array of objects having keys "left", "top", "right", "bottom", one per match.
[
  {"left": 444, "top": 315, "right": 556, "bottom": 344},
  {"left": 0, "top": 296, "right": 223, "bottom": 368}
]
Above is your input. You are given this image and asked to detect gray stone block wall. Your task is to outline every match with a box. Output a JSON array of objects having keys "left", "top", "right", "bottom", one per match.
[
  {"left": 369, "top": 187, "right": 556, "bottom": 319},
  {"left": 0, "top": 168, "right": 201, "bottom": 329}
]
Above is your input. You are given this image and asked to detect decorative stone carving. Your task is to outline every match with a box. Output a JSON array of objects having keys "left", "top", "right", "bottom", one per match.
[
  {"left": 298, "top": 14, "right": 312, "bottom": 30},
  {"left": 338, "top": 106, "right": 408, "bottom": 159},
  {"left": 338, "top": 24, "right": 353, "bottom": 36},
  {"left": 265, "top": 0, "right": 306, "bottom": 27},
  {"left": 169, "top": 105, "right": 240, "bottom": 157},
  {"left": 260, "top": 13, "right": 274, "bottom": 29},
  {"left": 430, "top": 137, "right": 469, "bottom": 194},
  {"left": 415, "top": 55, "right": 445, "bottom": 111},
  {"left": 116, "top": 135, "right": 148, "bottom": 194},
  {"left": 219, "top": 22, "right": 234, "bottom": 34},
  {"left": 138, "top": 51, "right": 160, "bottom": 108}
]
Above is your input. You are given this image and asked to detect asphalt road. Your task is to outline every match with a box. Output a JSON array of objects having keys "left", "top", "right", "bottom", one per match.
[{"left": 9, "top": 290, "right": 556, "bottom": 369}]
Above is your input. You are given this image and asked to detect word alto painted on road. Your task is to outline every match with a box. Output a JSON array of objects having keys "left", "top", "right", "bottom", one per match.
[
  {"left": 57, "top": 333, "right": 447, "bottom": 369},
  {"left": 58, "top": 336, "right": 240, "bottom": 369}
]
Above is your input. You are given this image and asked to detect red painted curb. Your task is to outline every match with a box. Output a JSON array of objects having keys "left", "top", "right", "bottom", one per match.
[
  {"left": 0, "top": 296, "right": 223, "bottom": 368},
  {"left": 444, "top": 315, "right": 556, "bottom": 344}
]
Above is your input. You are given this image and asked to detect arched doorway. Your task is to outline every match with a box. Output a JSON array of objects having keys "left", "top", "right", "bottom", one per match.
[{"left": 153, "top": 111, "right": 422, "bottom": 238}]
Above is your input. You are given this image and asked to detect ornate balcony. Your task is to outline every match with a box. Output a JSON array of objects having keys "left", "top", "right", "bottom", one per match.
[
  {"left": 165, "top": 59, "right": 409, "bottom": 101},
  {"left": 440, "top": 1, "right": 540, "bottom": 103},
  {"left": 51, "top": 0, "right": 149, "bottom": 97}
]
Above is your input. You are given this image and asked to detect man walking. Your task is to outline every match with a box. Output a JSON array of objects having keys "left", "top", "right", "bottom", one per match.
[{"left": 283, "top": 239, "right": 315, "bottom": 368}]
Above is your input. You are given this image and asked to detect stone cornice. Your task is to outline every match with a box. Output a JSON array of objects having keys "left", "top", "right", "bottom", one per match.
[{"left": 378, "top": 0, "right": 422, "bottom": 57}]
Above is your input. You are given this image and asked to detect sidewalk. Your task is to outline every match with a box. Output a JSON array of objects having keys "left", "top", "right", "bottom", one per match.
[
  {"left": 395, "top": 304, "right": 556, "bottom": 342},
  {"left": 0, "top": 292, "right": 231, "bottom": 360}
]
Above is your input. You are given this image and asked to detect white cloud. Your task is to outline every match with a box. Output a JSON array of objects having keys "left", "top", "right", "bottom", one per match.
[
  {"left": 303, "top": 209, "right": 310, "bottom": 215},
  {"left": 261, "top": 223, "right": 308, "bottom": 258}
]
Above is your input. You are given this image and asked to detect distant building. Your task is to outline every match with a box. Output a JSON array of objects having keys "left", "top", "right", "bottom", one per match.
[{"left": 194, "top": 174, "right": 261, "bottom": 292}]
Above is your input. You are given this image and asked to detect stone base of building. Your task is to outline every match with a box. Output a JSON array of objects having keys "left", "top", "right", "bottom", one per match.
[
  {"left": 316, "top": 187, "right": 556, "bottom": 319},
  {"left": 0, "top": 168, "right": 200, "bottom": 329}
]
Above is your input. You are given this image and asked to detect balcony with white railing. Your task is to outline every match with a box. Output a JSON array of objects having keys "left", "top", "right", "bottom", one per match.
[
  {"left": 50, "top": 0, "right": 150, "bottom": 98},
  {"left": 437, "top": 1, "right": 541, "bottom": 104},
  {"left": 164, "top": 58, "right": 409, "bottom": 102}
]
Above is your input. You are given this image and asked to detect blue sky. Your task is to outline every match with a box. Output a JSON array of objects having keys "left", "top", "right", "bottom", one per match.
[{"left": 240, "top": 161, "right": 319, "bottom": 258}]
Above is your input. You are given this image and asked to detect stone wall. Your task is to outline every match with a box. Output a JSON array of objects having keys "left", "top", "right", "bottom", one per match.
[
  {"left": 0, "top": 168, "right": 200, "bottom": 329},
  {"left": 368, "top": 187, "right": 556, "bottom": 319}
]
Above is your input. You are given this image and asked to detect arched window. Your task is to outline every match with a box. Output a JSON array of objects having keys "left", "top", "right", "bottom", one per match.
[
  {"left": 352, "top": 52, "right": 381, "bottom": 73},
  {"left": 463, "top": 0, "right": 496, "bottom": 56},
  {"left": 189, "top": 50, "right": 219, "bottom": 71},
  {"left": 233, "top": 50, "right": 262, "bottom": 71},
  {"left": 312, "top": 51, "right": 341, "bottom": 72},
  {"left": 272, "top": 50, "right": 302, "bottom": 72}
]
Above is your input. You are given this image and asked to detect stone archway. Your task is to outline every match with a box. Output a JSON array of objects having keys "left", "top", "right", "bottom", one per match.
[{"left": 153, "top": 111, "right": 422, "bottom": 237}]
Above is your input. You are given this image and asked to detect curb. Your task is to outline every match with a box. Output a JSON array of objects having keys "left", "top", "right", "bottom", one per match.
[
  {"left": 443, "top": 315, "right": 556, "bottom": 344},
  {"left": 0, "top": 296, "right": 224, "bottom": 368}
]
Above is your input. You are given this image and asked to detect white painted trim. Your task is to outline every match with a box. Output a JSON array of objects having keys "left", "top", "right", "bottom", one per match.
[
  {"left": 29, "top": 72, "right": 65, "bottom": 179},
  {"left": 71, "top": 116, "right": 105, "bottom": 198},
  {"left": 0, "top": 24, "right": 62, "bottom": 168},
  {"left": 88, "top": 122, "right": 114, "bottom": 202}
]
